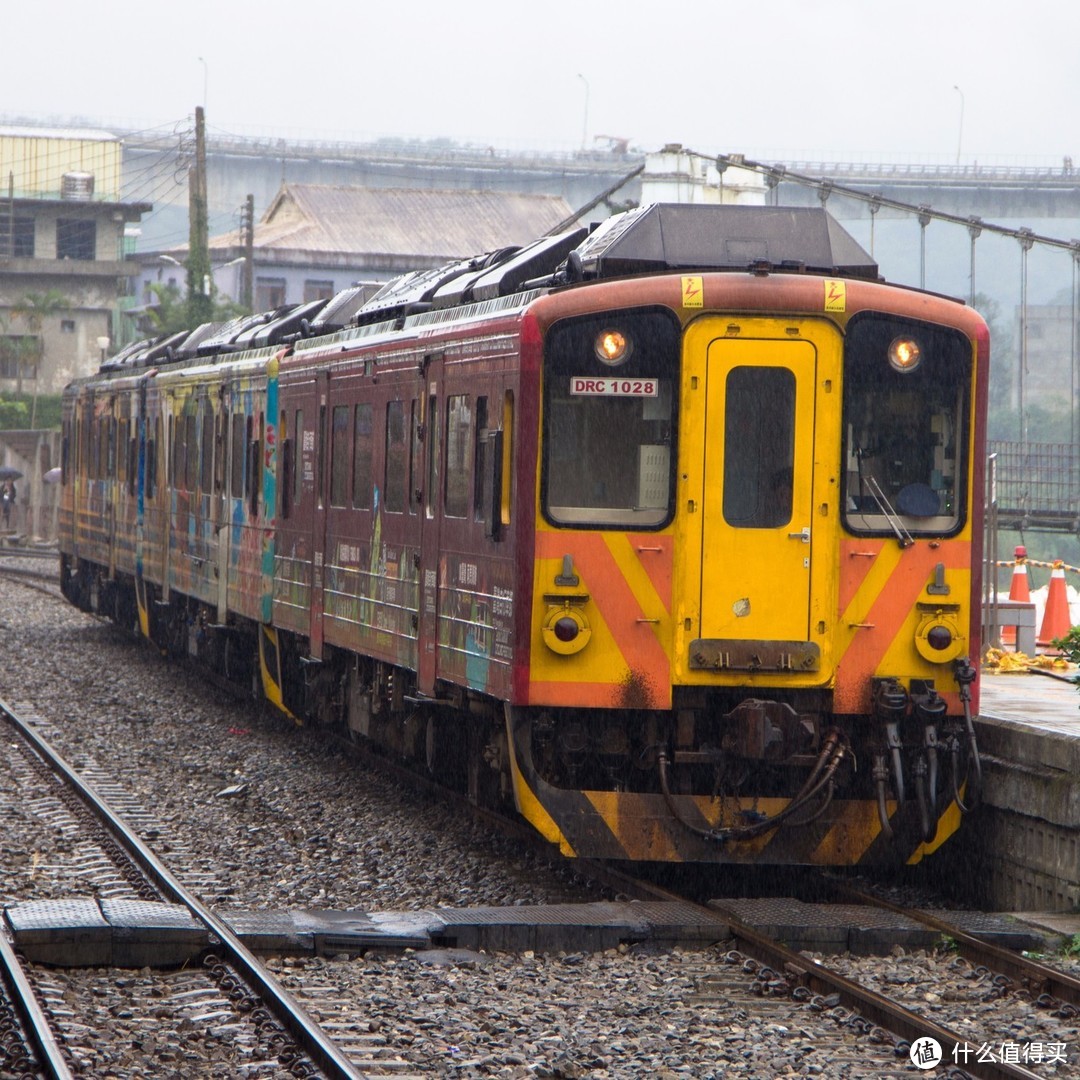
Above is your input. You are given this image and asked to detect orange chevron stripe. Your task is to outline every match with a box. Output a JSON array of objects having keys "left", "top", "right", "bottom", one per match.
[
  {"left": 837, "top": 541, "right": 970, "bottom": 712},
  {"left": 535, "top": 531, "right": 671, "bottom": 706},
  {"left": 627, "top": 532, "right": 673, "bottom": 611},
  {"left": 838, "top": 538, "right": 885, "bottom": 613}
]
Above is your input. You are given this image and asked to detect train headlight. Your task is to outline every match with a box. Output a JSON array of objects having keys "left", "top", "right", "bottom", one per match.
[
  {"left": 542, "top": 604, "right": 592, "bottom": 655},
  {"left": 888, "top": 336, "right": 922, "bottom": 372},
  {"left": 594, "top": 328, "right": 632, "bottom": 366},
  {"left": 914, "top": 608, "right": 964, "bottom": 663}
]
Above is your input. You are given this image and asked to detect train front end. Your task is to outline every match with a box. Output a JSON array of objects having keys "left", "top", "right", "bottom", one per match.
[{"left": 507, "top": 205, "right": 988, "bottom": 866}]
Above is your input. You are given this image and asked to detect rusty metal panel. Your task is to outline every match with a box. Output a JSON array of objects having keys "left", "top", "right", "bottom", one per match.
[{"left": 689, "top": 638, "right": 821, "bottom": 672}]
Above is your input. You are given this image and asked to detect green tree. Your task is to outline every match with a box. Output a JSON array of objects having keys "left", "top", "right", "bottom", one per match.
[
  {"left": 147, "top": 281, "right": 249, "bottom": 337},
  {"left": 10, "top": 288, "right": 69, "bottom": 427}
]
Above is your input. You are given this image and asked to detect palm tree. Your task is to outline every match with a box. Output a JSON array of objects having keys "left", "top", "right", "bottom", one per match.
[{"left": 10, "top": 288, "right": 69, "bottom": 426}]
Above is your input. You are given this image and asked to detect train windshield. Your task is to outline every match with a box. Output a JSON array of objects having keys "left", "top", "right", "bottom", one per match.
[
  {"left": 542, "top": 308, "right": 680, "bottom": 528},
  {"left": 842, "top": 313, "right": 972, "bottom": 537}
]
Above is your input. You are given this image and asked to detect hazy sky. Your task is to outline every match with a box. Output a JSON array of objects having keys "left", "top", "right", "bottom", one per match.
[{"left": 4, "top": 0, "right": 1076, "bottom": 163}]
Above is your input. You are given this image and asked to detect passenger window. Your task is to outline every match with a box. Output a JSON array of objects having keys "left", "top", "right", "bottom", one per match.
[
  {"left": 353, "top": 403, "right": 373, "bottom": 509},
  {"left": 385, "top": 400, "right": 407, "bottom": 513},
  {"left": 230, "top": 414, "right": 245, "bottom": 498},
  {"left": 425, "top": 393, "right": 439, "bottom": 519},
  {"left": 200, "top": 412, "right": 214, "bottom": 493},
  {"left": 329, "top": 404, "right": 350, "bottom": 508},
  {"left": 445, "top": 395, "right": 471, "bottom": 518}
]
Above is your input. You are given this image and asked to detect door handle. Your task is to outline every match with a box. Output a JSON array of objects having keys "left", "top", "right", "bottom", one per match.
[{"left": 788, "top": 527, "right": 810, "bottom": 543}]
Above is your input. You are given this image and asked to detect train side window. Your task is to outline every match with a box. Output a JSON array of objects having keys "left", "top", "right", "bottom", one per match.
[
  {"left": 230, "top": 413, "right": 245, "bottom": 499},
  {"left": 200, "top": 412, "right": 214, "bottom": 494},
  {"left": 89, "top": 413, "right": 99, "bottom": 479},
  {"left": 117, "top": 418, "right": 126, "bottom": 486},
  {"left": 281, "top": 417, "right": 293, "bottom": 520},
  {"left": 425, "top": 391, "right": 440, "bottom": 519},
  {"left": 316, "top": 404, "right": 326, "bottom": 510},
  {"left": 723, "top": 367, "right": 795, "bottom": 529},
  {"left": 248, "top": 414, "right": 261, "bottom": 517},
  {"left": 185, "top": 414, "right": 199, "bottom": 492},
  {"left": 329, "top": 404, "right": 350, "bottom": 508},
  {"left": 445, "top": 394, "right": 471, "bottom": 518},
  {"left": 385, "top": 399, "right": 406, "bottom": 513},
  {"left": 294, "top": 408, "right": 303, "bottom": 509},
  {"left": 169, "top": 414, "right": 180, "bottom": 487},
  {"left": 409, "top": 399, "right": 421, "bottom": 515},
  {"left": 352, "top": 402, "right": 373, "bottom": 509},
  {"left": 500, "top": 389, "right": 513, "bottom": 530},
  {"left": 473, "top": 397, "right": 488, "bottom": 524},
  {"left": 147, "top": 419, "right": 159, "bottom": 499},
  {"left": 128, "top": 429, "right": 137, "bottom": 498},
  {"left": 214, "top": 410, "right": 226, "bottom": 495}
]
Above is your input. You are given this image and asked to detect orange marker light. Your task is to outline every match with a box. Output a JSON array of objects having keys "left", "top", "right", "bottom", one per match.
[
  {"left": 888, "top": 336, "right": 922, "bottom": 372},
  {"left": 594, "top": 329, "right": 632, "bottom": 366}
]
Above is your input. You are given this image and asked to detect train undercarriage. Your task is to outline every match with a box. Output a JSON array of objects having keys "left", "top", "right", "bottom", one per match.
[{"left": 61, "top": 553, "right": 980, "bottom": 866}]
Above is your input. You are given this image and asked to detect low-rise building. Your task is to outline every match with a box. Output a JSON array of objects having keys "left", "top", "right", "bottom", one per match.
[
  {"left": 136, "top": 183, "right": 576, "bottom": 315},
  {"left": 0, "top": 127, "right": 151, "bottom": 394}
]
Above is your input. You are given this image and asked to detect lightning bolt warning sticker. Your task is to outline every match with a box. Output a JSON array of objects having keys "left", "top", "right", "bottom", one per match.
[
  {"left": 681, "top": 276, "right": 704, "bottom": 308},
  {"left": 824, "top": 279, "right": 846, "bottom": 312}
]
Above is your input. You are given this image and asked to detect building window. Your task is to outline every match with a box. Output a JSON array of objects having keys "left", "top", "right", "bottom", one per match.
[
  {"left": 61, "top": 319, "right": 76, "bottom": 333},
  {"left": 0, "top": 216, "right": 34, "bottom": 258},
  {"left": 255, "top": 277, "right": 286, "bottom": 310},
  {"left": 56, "top": 218, "right": 96, "bottom": 261},
  {"left": 303, "top": 279, "right": 335, "bottom": 302}
]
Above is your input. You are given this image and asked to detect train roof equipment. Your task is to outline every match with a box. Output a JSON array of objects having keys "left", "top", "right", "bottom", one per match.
[{"left": 561, "top": 203, "right": 880, "bottom": 283}]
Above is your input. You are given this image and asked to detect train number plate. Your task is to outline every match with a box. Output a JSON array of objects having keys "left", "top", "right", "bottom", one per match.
[{"left": 570, "top": 376, "right": 658, "bottom": 397}]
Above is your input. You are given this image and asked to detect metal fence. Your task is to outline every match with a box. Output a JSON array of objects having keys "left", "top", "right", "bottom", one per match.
[{"left": 987, "top": 441, "right": 1080, "bottom": 531}]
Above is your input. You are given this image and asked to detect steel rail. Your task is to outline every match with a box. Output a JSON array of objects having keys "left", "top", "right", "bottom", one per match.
[
  {"left": 0, "top": 927, "right": 75, "bottom": 1080},
  {"left": 574, "top": 862, "right": 1041, "bottom": 1080},
  {"left": 0, "top": 696, "right": 366, "bottom": 1080},
  {"left": 715, "top": 908, "right": 1043, "bottom": 1080},
  {"left": 826, "top": 879, "right": 1080, "bottom": 1009}
]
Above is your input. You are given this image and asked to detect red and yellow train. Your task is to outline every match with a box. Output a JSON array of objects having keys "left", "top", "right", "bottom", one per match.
[{"left": 59, "top": 203, "right": 988, "bottom": 866}]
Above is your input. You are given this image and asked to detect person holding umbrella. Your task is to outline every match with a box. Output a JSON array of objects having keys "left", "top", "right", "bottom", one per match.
[{"left": 1, "top": 478, "right": 14, "bottom": 529}]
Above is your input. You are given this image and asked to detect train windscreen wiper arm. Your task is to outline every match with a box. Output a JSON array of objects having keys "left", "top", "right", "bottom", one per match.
[{"left": 864, "top": 474, "right": 914, "bottom": 548}]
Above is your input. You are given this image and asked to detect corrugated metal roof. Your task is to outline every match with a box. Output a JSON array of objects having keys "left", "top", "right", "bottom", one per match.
[{"left": 210, "top": 184, "right": 574, "bottom": 261}]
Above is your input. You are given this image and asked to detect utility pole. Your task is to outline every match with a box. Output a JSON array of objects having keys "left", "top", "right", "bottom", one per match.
[
  {"left": 187, "top": 105, "right": 212, "bottom": 326},
  {"left": 241, "top": 193, "right": 254, "bottom": 312}
]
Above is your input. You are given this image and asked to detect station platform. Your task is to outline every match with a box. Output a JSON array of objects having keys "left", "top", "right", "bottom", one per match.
[{"left": 972, "top": 665, "right": 1080, "bottom": 913}]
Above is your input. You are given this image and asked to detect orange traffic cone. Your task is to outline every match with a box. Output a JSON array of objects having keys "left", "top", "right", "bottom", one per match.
[
  {"left": 1000, "top": 545, "right": 1030, "bottom": 647},
  {"left": 1039, "top": 559, "right": 1072, "bottom": 649}
]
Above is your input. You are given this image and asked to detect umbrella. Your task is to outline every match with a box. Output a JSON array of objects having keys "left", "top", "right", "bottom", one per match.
[
  {"left": 0, "top": 466, "right": 22, "bottom": 482},
  {"left": 43, "top": 467, "right": 62, "bottom": 484}
]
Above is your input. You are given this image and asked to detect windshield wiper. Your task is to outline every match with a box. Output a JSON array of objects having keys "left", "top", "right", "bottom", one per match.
[{"left": 864, "top": 475, "right": 914, "bottom": 548}]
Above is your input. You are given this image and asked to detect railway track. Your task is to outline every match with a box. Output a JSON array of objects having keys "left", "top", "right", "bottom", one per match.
[
  {"left": 4, "top": 686, "right": 1075, "bottom": 1078},
  {"left": 2, "top": 574, "right": 1078, "bottom": 1077},
  {"left": 0, "top": 546, "right": 63, "bottom": 599},
  {"left": 0, "top": 696, "right": 411, "bottom": 1079}
]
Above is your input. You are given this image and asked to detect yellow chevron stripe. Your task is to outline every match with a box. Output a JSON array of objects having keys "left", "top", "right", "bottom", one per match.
[{"left": 602, "top": 533, "right": 669, "bottom": 622}]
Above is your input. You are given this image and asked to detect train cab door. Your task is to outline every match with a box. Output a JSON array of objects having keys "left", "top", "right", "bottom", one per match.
[
  {"left": 416, "top": 355, "right": 444, "bottom": 696},
  {"left": 696, "top": 330, "right": 818, "bottom": 662},
  {"left": 307, "top": 370, "right": 330, "bottom": 660}
]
